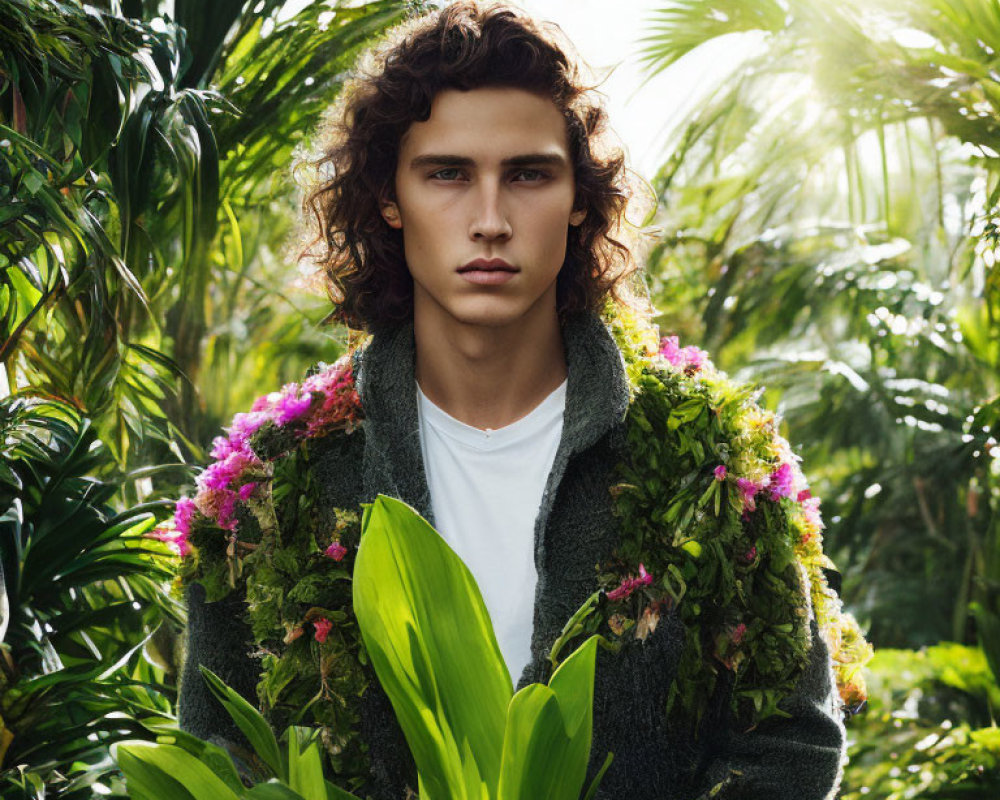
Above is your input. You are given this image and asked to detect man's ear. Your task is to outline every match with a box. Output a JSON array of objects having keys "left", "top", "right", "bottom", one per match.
[
  {"left": 381, "top": 201, "right": 403, "bottom": 229},
  {"left": 569, "top": 208, "right": 586, "bottom": 227}
]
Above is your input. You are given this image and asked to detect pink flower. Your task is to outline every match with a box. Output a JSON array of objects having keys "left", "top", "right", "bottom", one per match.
[
  {"left": 238, "top": 482, "right": 257, "bottom": 501},
  {"left": 659, "top": 336, "right": 708, "bottom": 373},
  {"left": 607, "top": 563, "right": 654, "bottom": 602},
  {"left": 197, "top": 450, "right": 254, "bottom": 493},
  {"left": 797, "top": 489, "right": 813, "bottom": 503},
  {"left": 210, "top": 435, "right": 234, "bottom": 460},
  {"left": 216, "top": 492, "right": 238, "bottom": 531},
  {"left": 173, "top": 497, "right": 197, "bottom": 537},
  {"left": 732, "top": 623, "right": 747, "bottom": 646},
  {"left": 681, "top": 345, "right": 706, "bottom": 371},
  {"left": 229, "top": 411, "right": 269, "bottom": 445},
  {"left": 302, "top": 359, "right": 363, "bottom": 437},
  {"left": 147, "top": 522, "right": 191, "bottom": 558},
  {"left": 659, "top": 335, "right": 684, "bottom": 366},
  {"left": 325, "top": 541, "right": 348, "bottom": 561},
  {"left": 714, "top": 465, "right": 727, "bottom": 481},
  {"left": 767, "top": 463, "right": 794, "bottom": 501},
  {"left": 801, "top": 496, "right": 824, "bottom": 531},
  {"left": 274, "top": 387, "right": 313, "bottom": 426},
  {"left": 742, "top": 545, "right": 757, "bottom": 563},
  {"left": 313, "top": 617, "right": 333, "bottom": 643},
  {"left": 737, "top": 478, "right": 760, "bottom": 513}
]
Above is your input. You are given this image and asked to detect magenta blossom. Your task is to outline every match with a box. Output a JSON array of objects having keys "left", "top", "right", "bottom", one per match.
[
  {"left": 608, "top": 563, "right": 654, "bottom": 602},
  {"left": 742, "top": 545, "right": 757, "bottom": 563},
  {"left": 767, "top": 463, "right": 794, "bottom": 501},
  {"left": 714, "top": 465, "right": 727, "bottom": 481},
  {"left": 325, "top": 541, "right": 348, "bottom": 561},
  {"left": 147, "top": 523, "right": 191, "bottom": 558},
  {"left": 736, "top": 478, "right": 761, "bottom": 513},
  {"left": 173, "top": 497, "right": 197, "bottom": 536},
  {"left": 197, "top": 450, "right": 254, "bottom": 493},
  {"left": 659, "top": 335, "right": 684, "bottom": 366},
  {"left": 210, "top": 435, "right": 234, "bottom": 460},
  {"left": 732, "top": 623, "right": 747, "bottom": 646},
  {"left": 659, "top": 335, "right": 709, "bottom": 373},
  {"left": 238, "top": 482, "right": 257, "bottom": 501},
  {"left": 274, "top": 388, "right": 313, "bottom": 426},
  {"left": 681, "top": 345, "right": 706, "bottom": 371},
  {"left": 313, "top": 617, "right": 333, "bottom": 643},
  {"left": 216, "top": 492, "right": 238, "bottom": 531},
  {"left": 229, "top": 411, "right": 269, "bottom": 445}
]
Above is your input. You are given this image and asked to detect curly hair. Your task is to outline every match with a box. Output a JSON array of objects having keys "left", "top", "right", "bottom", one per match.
[{"left": 302, "top": 1, "right": 639, "bottom": 331}]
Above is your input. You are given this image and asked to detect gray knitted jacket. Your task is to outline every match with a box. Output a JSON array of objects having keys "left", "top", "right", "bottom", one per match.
[{"left": 179, "top": 312, "right": 846, "bottom": 799}]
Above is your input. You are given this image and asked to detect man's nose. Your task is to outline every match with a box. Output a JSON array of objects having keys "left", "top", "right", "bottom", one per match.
[{"left": 469, "top": 181, "right": 513, "bottom": 242}]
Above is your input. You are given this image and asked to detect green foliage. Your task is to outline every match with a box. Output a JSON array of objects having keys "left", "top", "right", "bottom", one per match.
[
  {"left": 0, "top": 0, "right": 224, "bottom": 464},
  {"left": 842, "top": 644, "right": 1000, "bottom": 798},
  {"left": 643, "top": 0, "right": 1000, "bottom": 662},
  {"left": 117, "top": 500, "right": 606, "bottom": 800},
  {"left": 0, "top": 0, "right": 409, "bottom": 790},
  {"left": 608, "top": 363, "right": 812, "bottom": 723},
  {"left": 116, "top": 673, "right": 355, "bottom": 800},
  {"left": 0, "top": 396, "right": 179, "bottom": 796},
  {"left": 353, "top": 495, "right": 607, "bottom": 800},
  {"left": 1, "top": 0, "right": 414, "bottom": 465}
]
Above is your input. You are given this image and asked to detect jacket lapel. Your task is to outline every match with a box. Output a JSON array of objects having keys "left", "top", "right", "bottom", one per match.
[{"left": 354, "top": 324, "right": 434, "bottom": 523}]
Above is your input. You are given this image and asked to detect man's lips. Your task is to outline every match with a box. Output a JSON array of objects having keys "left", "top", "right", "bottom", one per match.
[
  {"left": 457, "top": 258, "right": 519, "bottom": 286},
  {"left": 457, "top": 258, "right": 519, "bottom": 273}
]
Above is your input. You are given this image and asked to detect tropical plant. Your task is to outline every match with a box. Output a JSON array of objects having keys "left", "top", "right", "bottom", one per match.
[
  {"left": 118, "top": 667, "right": 359, "bottom": 800},
  {"left": 117, "top": 497, "right": 610, "bottom": 800},
  {"left": 1, "top": 0, "right": 414, "bottom": 467},
  {"left": 354, "top": 496, "right": 609, "bottom": 800},
  {"left": 0, "top": 0, "right": 197, "bottom": 464},
  {"left": 0, "top": 0, "right": 411, "bottom": 793},
  {"left": 640, "top": 0, "right": 1000, "bottom": 661},
  {"left": 0, "top": 396, "right": 179, "bottom": 798},
  {"left": 840, "top": 642, "right": 1000, "bottom": 798}
]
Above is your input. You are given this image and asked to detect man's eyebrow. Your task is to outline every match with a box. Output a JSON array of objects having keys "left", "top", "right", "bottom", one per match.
[{"left": 408, "top": 153, "right": 568, "bottom": 168}]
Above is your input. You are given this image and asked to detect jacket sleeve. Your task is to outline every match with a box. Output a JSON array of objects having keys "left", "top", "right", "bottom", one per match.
[
  {"left": 693, "top": 618, "right": 846, "bottom": 800},
  {"left": 177, "top": 581, "right": 262, "bottom": 762}
]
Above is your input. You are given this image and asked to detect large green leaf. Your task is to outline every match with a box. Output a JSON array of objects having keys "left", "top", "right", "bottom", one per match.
[
  {"left": 286, "top": 726, "right": 326, "bottom": 800},
  {"left": 117, "top": 741, "right": 242, "bottom": 800},
  {"left": 200, "top": 664, "right": 286, "bottom": 782},
  {"left": 497, "top": 636, "right": 599, "bottom": 800},
  {"left": 353, "top": 495, "right": 511, "bottom": 800}
]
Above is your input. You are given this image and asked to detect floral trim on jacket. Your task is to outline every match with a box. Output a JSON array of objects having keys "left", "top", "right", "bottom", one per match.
[
  {"left": 599, "top": 306, "right": 871, "bottom": 723},
  {"left": 158, "top": 313, "right": 871, "bottom": 747}
]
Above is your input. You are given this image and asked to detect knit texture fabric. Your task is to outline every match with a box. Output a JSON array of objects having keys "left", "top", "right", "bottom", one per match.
[{"left": 178, "top": 312, "right": 846, "bottom": 799}]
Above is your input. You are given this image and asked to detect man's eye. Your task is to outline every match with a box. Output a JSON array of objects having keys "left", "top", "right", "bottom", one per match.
[
  {"left": 511, "top": 168, "right": 547, "bottom": 182},
  {"left": 430, "top": 168, "right": 464, "bottom": 181}
]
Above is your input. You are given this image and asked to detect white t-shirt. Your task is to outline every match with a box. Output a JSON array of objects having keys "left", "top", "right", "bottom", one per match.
[{"left": 416, "top": 381, "right": 567, "bottom": 683}]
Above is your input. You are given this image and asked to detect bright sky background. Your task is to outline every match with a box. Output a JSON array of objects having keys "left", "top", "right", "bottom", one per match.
[
  {"left": 518, "top": 0, "right": 673, "bottom": 179},
  {"left": 517, "top": 0, "right": 752, "bottom": 181}
]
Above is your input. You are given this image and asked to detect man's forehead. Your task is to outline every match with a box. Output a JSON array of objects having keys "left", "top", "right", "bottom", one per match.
[{"left": 399, "top": 86, "right": 570, "bottom": 160}]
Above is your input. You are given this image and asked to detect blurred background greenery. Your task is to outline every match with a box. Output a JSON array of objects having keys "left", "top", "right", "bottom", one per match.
[{"left": 0, "top": 0, "right": 997, "bottom": 796}]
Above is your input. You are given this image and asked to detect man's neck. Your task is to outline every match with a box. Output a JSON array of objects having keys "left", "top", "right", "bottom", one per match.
[{"left": 413, "top": 307, "right": 568, "bottom": 431}]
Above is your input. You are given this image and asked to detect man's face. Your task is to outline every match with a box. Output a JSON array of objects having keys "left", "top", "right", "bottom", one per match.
[{"left": 384, "top": 87, "right": 585, "bottom": 331}]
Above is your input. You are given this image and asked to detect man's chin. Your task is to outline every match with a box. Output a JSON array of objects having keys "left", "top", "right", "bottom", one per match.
[{"left": 412, "top": 289, "right": 560, "bottom": 335}]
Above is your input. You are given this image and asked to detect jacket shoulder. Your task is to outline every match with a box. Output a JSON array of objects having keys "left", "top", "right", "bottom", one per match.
[
  {"left": 159, "top": 354, "right": 363, "bottom": 601},
  {"left": 608, "top": 317, "right": 871, "bottom": 722}
]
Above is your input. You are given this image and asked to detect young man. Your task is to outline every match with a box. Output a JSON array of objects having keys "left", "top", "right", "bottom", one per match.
[{"left": 176, "top": 3, "right": 857, "bottom": 798}]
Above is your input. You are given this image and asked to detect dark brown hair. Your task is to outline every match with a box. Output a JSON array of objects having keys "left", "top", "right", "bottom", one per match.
[{"left": 302, "top": 1, "right": 637, "bottom": 331}]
